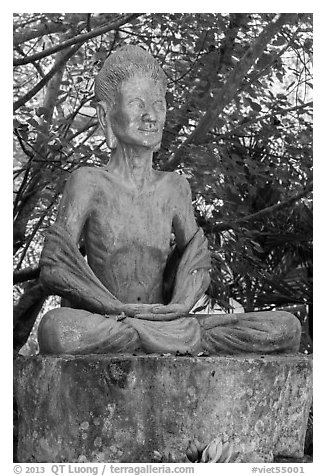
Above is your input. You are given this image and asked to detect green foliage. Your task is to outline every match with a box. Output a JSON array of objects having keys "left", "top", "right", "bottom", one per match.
[{"left": 13, "top": 13, "right": 312, "bottom": 349}]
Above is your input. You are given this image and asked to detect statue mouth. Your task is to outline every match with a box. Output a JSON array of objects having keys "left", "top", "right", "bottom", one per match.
[{"left": 139, "top": 128, "right": 159, "bottom": 133}]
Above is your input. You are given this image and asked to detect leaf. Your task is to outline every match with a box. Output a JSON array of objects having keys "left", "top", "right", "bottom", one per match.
[
  {"left": 276, "top": 72, "right": 283, "bottom": 83},
  {"left": 250, "top": 102, "right": 262, "bottom": 112},
  {"left": 27, "top": 117, "right": 42, "bottom": 128},
  {"left": 56, "top": 95, "right": 68, "bottom": 105},
  {"left": 286, "top": 81, "right": 295, "bottom": 91},
  {"left": 166, "top": 91, "right": 174, "bottom": 107},
  {"left": 13, "top": 118, "right": 25, "bottom": 129},
  {"left": 273, "top": 35, "right": 287, "bottom": 47},
  {"left": 215, "top": 118, "right": 225, "bottom": 129},
  {"left": 257, "top": 53, "right": 272, "bottom": 69},
  {"left": 36, "top": 106, "right": 48, "bottom": 117},
  {"left": 251, "top": 240, "right": 263, "bottom": 253}
]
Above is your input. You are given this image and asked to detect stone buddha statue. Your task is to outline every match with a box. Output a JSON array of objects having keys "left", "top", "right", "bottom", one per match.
[{"left": 38, "top": 45, "right": 301, "bottom": 355}]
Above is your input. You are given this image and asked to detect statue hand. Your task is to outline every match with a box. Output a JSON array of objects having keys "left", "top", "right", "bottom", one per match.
[
  {"left": 151, "top": 303, "right": 189, "bottom": 315},
  {"left": 121, "top": 303, "right": 161, "bottom": 317},
  {"left": 133, "top": 303, "right": 190, "bottom": 321}
]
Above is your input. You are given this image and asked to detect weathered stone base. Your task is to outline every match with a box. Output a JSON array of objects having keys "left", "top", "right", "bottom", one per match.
[{"left": 14, "top": 354, "right": 312, "bottom": 463}]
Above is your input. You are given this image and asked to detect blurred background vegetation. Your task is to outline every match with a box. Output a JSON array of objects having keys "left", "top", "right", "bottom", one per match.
[{"left": 13, "top": 13, "right": 312, "bottom": 356}]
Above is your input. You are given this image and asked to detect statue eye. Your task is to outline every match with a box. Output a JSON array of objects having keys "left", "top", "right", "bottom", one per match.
[
  {"left": 129, "top": 98, "right": 145, "bottom": 108},
  {"left": 154, "top": 100, "right": 166, "bottom": 110}
]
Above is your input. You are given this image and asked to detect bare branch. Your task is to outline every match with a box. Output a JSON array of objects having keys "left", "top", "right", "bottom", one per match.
[
  {"left": 14, "top": 20, "right": 71, "bottom": 47},
  {"left": 14, "top": 267, "right": 40, "bottom": 285},
  {"left": 166, "top": 33, "right": 208, "bottom": 85},
  {"left": 235, "top": 180, "right": 312, "bottom": 223},
  {"left": 14, "top": 38, "right": 70, "bottom": 251},
  {"left": 13, "top": 14, "right": 46, "bottom": 30},
  {"left": 15, "top": 194, "right": 59, "bottom": 270},
  {"left": 212, "top": 180, "right": 313, "bottom": 233},
  {"left": 13, "top": 283, "right": 45, "bottom": 328},
  {"left": 216, "top": 101, "right": 313, "bottom": 139},
  {"left": 13, "top": 128, "right": 34, "bottom": 159},
  {"left": 14, "top": 44, "right": 45, "bottom": 78},
  {"left": 13, "top": 282, "right": 47, "bottom": 350},
  {"left": 13, "top": 14, "right": 142, "bottom": 66},
  {"left": 13, "top": 43, "right": 82, "bottom": 112}
]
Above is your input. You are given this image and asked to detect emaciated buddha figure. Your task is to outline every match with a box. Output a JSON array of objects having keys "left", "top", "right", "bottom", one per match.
[{"left": 38, "top": 45, "right": 301, "bottom": 355}]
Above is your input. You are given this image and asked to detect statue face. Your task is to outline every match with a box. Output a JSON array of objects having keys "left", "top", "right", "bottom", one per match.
[{"left": 109, "top": 74, "right": 166, "bottom": 150}]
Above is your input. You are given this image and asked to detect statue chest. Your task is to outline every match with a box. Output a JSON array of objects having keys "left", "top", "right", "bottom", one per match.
[
  {"left": 85, "top": 188, "right": 173, "bottom": 252},
  {"left": 83, "top": 188, "right": 173, "bottom": 302}
]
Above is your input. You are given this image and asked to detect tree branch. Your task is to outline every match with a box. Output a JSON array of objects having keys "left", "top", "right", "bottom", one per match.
[
  {"left": 14, "top": 267, "right": 40, "bottom": 285},
  {"left": 13, "top": 282, "right": 45, "bottom": 328},
  {"left": 159, "top": 13, "right": 247, "bottom": 165},
  {"left": 164, "top": 13, "right": 298, "bottom": 171},
  {"left": 14, "top": 20, "right": 71, "bottom": 47},
  {"left": 13, "top": 14, "right": 142, "bottom": 66},
  {"left": 212, "top": 180, "right": 313, "bottom": 233},
  {"left": 13, "top": 282, "right": 47, "bottom": 350},
  {"left": 13, "top": 43, "right": 83, "bottom": 112},
  {"left": 16, "top": 193, "right": 59, "bottom": 270},
  {"left": 237, "top": 181, "right": 312, "bottom": 222},
  {"left": 216, "top": 101, "right": 313, "bottom": 139},
  {"left": 15, "top": 44, "right": 45, "bottom": 78}
]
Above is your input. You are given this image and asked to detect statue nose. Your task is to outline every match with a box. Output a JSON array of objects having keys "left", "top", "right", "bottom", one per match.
[{"left": 142, "top": 109, "right": 157, "bottom": 123}]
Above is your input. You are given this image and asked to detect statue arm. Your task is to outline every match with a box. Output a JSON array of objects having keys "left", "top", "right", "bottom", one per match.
[
  {"left": 170, "top": 176, "right": 211, "bottom": 311},
  {"left": 170, "top": 229, "right": 211, "bottom": 311},
  {"left": 39, "top": 169, "right": 123, "bottom": 315}
]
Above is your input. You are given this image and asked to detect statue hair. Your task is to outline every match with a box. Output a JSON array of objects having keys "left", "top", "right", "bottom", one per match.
[{"left": 94, "top": 45, "right": 167, "bottom": 109}]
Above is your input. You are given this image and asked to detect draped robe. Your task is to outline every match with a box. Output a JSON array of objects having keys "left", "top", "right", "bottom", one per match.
[{"left": 38, "top": 224, "right": 301, "bottom": 355}]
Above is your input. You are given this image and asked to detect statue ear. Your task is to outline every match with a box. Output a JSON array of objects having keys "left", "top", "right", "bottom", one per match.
[
  {"left": 96, "top": 102, "right": 118, "bottom": 150},
  {"left": 153, "top": 142, "right": 161, "bottom": 153},
  {"left": 106, "top": 121, "right": 118, "bottom": 150}
]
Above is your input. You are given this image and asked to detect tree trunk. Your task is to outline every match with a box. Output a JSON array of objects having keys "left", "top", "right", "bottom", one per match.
[
  {"left": 160, "top": 13, "right": 247, "bottom": 167},
  {"left": 13, "top": 38, "right": 77, "bottom": 256},
  {"left": 164, "top": 13, "right": 298, "bottom": 171},
  {"left": 13, "top": 282, "right": 47, "bottom": 351}
]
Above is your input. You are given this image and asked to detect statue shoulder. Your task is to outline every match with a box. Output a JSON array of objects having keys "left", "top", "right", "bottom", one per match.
[
  {"left": 55, "top": 167, "right": 101, "bottom": 223},
  {"left": 67, "top": 166, "right": 102, "bottom": 192},
  {"left": 158, "top": 171, "right": 191, "bottom": 191},
  {"left": 69, "top": 166, "right": 99, "bottom": 183},
  {"left": 61, "top": 167, "right": 104, "bottom": 208},
  {"left": 166, "top": 172, "right": 192, "bottom": 197}
]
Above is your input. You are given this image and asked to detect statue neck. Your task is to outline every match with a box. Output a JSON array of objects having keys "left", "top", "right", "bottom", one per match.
[{"left": 107, "top": 144, "right": 154, "bottom": 191}]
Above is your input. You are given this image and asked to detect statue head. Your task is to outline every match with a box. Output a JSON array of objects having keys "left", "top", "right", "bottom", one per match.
[{"left": 95, "top": 45, "right": 168, "bottom": 151}]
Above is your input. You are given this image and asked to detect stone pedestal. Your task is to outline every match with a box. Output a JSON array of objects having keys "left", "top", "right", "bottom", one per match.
[{"left": 14, "top": 354, "right": 312, "bottom": 463}]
